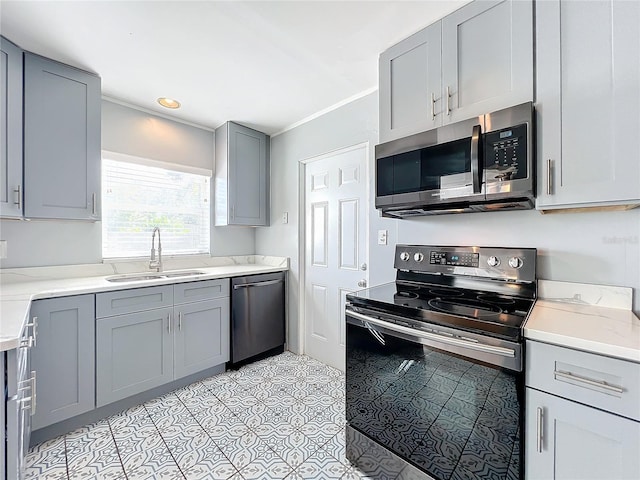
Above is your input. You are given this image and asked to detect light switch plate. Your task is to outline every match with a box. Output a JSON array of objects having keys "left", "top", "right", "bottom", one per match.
[
  {"left": 0, "top": 240, "right": 7, "bottom": 259},
  {"left": 377, "top": 230, "right": 388, "bottom": 245}
]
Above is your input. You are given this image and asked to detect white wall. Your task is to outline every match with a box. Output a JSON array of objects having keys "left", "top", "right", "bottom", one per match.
[
  {"left": 255, "top": 92, "right": 398, "bottom": 354},
  {"left": 256, "top": 91, "right": 640, "bottom": 355},
  {"left": 0, "top": 100, "right": 255, "bottom": 268},
  {"left": 398, "top": 209, "right": 640, "bottom": 313},
  {"left": 0, "top": 220, "right": 102, "bottom": 268}
]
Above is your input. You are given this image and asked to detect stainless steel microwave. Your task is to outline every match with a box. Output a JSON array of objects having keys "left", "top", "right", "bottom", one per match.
[{"left": 375, "top": 102, "right": 535, "bottom": 218}]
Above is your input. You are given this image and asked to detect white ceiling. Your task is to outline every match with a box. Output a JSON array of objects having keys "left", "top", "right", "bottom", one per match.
[{"left": 0, "top": 1, "right": 469, "bottom": 135}]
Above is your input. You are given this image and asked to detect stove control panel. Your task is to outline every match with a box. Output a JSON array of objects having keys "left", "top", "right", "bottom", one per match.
[
  {"left": 430, "top": 251, "right": 479, "bottom": 267},
  {"left": 395, "top": 245, "right": 537, "bottom": 283}
]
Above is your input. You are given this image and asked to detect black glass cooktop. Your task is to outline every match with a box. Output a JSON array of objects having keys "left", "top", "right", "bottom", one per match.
[{"left": 347, "top": 281, "right": 535, "bottom": 342}]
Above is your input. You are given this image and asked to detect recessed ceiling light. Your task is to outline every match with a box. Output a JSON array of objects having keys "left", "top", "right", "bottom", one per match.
[{"left": 157, "top": 97, "right": 181, "bottom": 109}]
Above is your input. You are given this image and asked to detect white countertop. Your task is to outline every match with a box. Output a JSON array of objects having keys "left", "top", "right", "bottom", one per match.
[
  {"left": 524, "top": 280, "right": 640, "bottom": 363},
  {"left": 0, "top": 255, "right": 288, "bottom": 352}
]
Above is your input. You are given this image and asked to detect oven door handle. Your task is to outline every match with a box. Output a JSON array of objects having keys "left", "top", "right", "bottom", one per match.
[{"left": 347, "top": 309, "right": 515, "bottom": 358}]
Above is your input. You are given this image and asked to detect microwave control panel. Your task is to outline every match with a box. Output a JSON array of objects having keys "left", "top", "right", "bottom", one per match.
[{"left": 484, "top": 123, "right": 528, "bottom": 180}]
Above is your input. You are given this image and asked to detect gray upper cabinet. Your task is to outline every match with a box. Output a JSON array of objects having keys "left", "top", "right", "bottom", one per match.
[
  {"left": 215, "top": 121, "right": 270, "bottom": 226},
  {"left": 378, "top": 0, "right": 533, "bottom": 143},
  {"left": 30, "top": 295, "right": 95, "bottom": 431},
  {"left": 379, "top": 23, "right": 441, "bottom": 143},
  {"left": 23, "top": 52, "right": 101, "bottom": 220},
  {"left": 441, "top": 0, "right": 533, "bottom": 124},
  {"left": 0, "top": 36, "right": 23, "bottom": 218},
  {"left": 536, "top": 0, "right": 640, "bottom": 211}
]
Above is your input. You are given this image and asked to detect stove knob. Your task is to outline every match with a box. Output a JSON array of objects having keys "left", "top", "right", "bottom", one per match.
[
  {"left": 414, "top": 253, "right": 424, "bottom": 262},
  {"left": 487, "top": 256, "right": 500, "bottom": 267},
  {"left": 508, "top": 257, "right": 523, "bottom": 269},
  {"left": 400, "top": 252, "right": 410, "bottom": 262}
]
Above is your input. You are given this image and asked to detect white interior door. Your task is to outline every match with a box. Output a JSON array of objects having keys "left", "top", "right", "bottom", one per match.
[{"left": 303, "top": 144, "right": 368, "bottom": 371}]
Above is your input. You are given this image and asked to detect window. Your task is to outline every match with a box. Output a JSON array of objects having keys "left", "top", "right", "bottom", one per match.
[{"left": 102, "top": 155, "right": 210, "bottom": 259}]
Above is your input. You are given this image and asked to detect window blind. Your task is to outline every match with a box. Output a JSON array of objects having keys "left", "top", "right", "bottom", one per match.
[{"left": 102, "top": 158, "right": 210, "bottom": 259}]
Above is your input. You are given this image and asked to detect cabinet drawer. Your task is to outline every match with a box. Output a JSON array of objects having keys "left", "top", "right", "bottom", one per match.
[
  {"left": 173, "top": 278, "right": 229, "bottom": 304},
  {"left": 526, "top": 340, "right": 640, "bottom": 421},
  {"left": 96, "top": 286, "right": 173, "bottom": 318}
]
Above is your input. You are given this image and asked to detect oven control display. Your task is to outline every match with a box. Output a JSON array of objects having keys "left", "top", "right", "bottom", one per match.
[{"left": 430, "top": 251, "right": 479, "bottom": 267}]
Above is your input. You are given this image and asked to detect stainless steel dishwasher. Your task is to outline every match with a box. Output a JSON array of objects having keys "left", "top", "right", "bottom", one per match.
[{"left": 230, "top": 272, "right": 286, "bottom": 366}]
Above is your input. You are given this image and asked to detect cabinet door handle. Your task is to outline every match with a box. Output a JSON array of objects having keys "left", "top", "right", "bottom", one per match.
[
  {"left": 554, "top": 369, "right": 624, "bottom": 395},
  {"left": 14, "top": 185, "right": 22, "bottom": 211},
  {"left": 546, "top": 159, "right": 552, "bottom": 195},
  {"left": 431, "top": 92, "right": 436, "bottom": 120},
  {"left": 178, "top": 312, "right": 183, "bottom": 331},
  {"left": 31, "top": 370, "right": 37, "bottom": 416},
  {"left": 536, "top": 406, "right": 544, "bottom": 453},
  {"left": 92, "top": 193, "right": 97, "bottom": 216},
  {"left": 22, "top": 316, "right": 38, "bottom": 348},
  {"left": 19, "top": 336, "right": 33, "bottom": 349},
  {"left": 168, "top": 313, "right": 171, "bottom": 334},
  {"left": 446, "top": 86, "right": 451, "bottom": 116},
  {"left": 18, "top": 371, "right": 37, "bottom": 415}
]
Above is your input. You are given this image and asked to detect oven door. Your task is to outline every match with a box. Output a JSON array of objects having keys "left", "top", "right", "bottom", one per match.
[{"left": 346, "top": 306, "right": 523, "bottom": 480}]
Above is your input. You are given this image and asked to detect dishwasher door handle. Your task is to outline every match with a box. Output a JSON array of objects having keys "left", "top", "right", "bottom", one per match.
[{"left": 233, "top": 279, "right": 284, "bottom": 290}]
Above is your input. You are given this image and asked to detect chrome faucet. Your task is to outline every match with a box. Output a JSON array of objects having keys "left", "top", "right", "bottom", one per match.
[{"left": 149, "top": 227, "right": 162, "bottom": 272}]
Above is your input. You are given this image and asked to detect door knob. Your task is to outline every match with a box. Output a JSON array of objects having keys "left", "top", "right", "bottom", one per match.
[{"left": 357, "top": 279, "right": 367, "bottom": 288}]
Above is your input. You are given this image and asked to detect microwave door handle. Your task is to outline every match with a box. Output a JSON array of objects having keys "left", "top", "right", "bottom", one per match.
[{"left": 470, "top": 124, "right": 482, "bottom": 194}]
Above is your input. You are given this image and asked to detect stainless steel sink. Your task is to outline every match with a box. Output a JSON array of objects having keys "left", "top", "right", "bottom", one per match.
[
  {"left": 106, "top": 270, "right": 206, "bottom": 282},
  {"left": 162, "top": 270, "right": 206, "bottom": 278},
  {"left": 106, "top": 274, "right": 165, "bottom": 282}
]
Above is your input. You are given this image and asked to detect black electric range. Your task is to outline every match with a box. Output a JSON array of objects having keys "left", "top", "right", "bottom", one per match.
[{"left": 345, "top": 245, "right": 537, "bottom": 480}]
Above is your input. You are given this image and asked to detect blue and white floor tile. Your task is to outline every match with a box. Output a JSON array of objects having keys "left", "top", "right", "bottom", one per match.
[{"left": 24, "top": 351, "right": 375, "bottom": 479}]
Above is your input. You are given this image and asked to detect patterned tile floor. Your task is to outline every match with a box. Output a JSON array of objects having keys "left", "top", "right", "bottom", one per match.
[{"left": 25, "top": 352, "right": 373, "bottom": 480}]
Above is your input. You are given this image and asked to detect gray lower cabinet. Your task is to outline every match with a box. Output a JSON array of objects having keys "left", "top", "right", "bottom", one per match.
[
  {"left": 1, "top": 354, "right": 4, "bottom": 479},
  {"left": 23, "top": 52, "right": 101, "bottom": 220},
  {"left": 30, "top": 295, "right": 95, "bottom": 431},
  {"left": 525, "top": 388, "right": 640, "bottom": 480},
  {"left": 0, "top": 36, "right": 23, "bottom": 218},
  {"left": 4, "top": 321, "right": 36, "bottom": 480},
  {"left": 174, "top": 298, "right": 229, "bottom": 379},
  {"left": 525, "top": 340, "right": 640, "bottom": 479},
  {"left": 96, "top": 307, "right": 173, "bottom": 407},
  {"left": 1, "top": 355, "right": 4, "bottom": 480},
  {"left": 96, "top": 279, "right": 230, "bottom": 407},
  {"left": 215, "top": 121, "right": 270, "bottom": 226}
]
